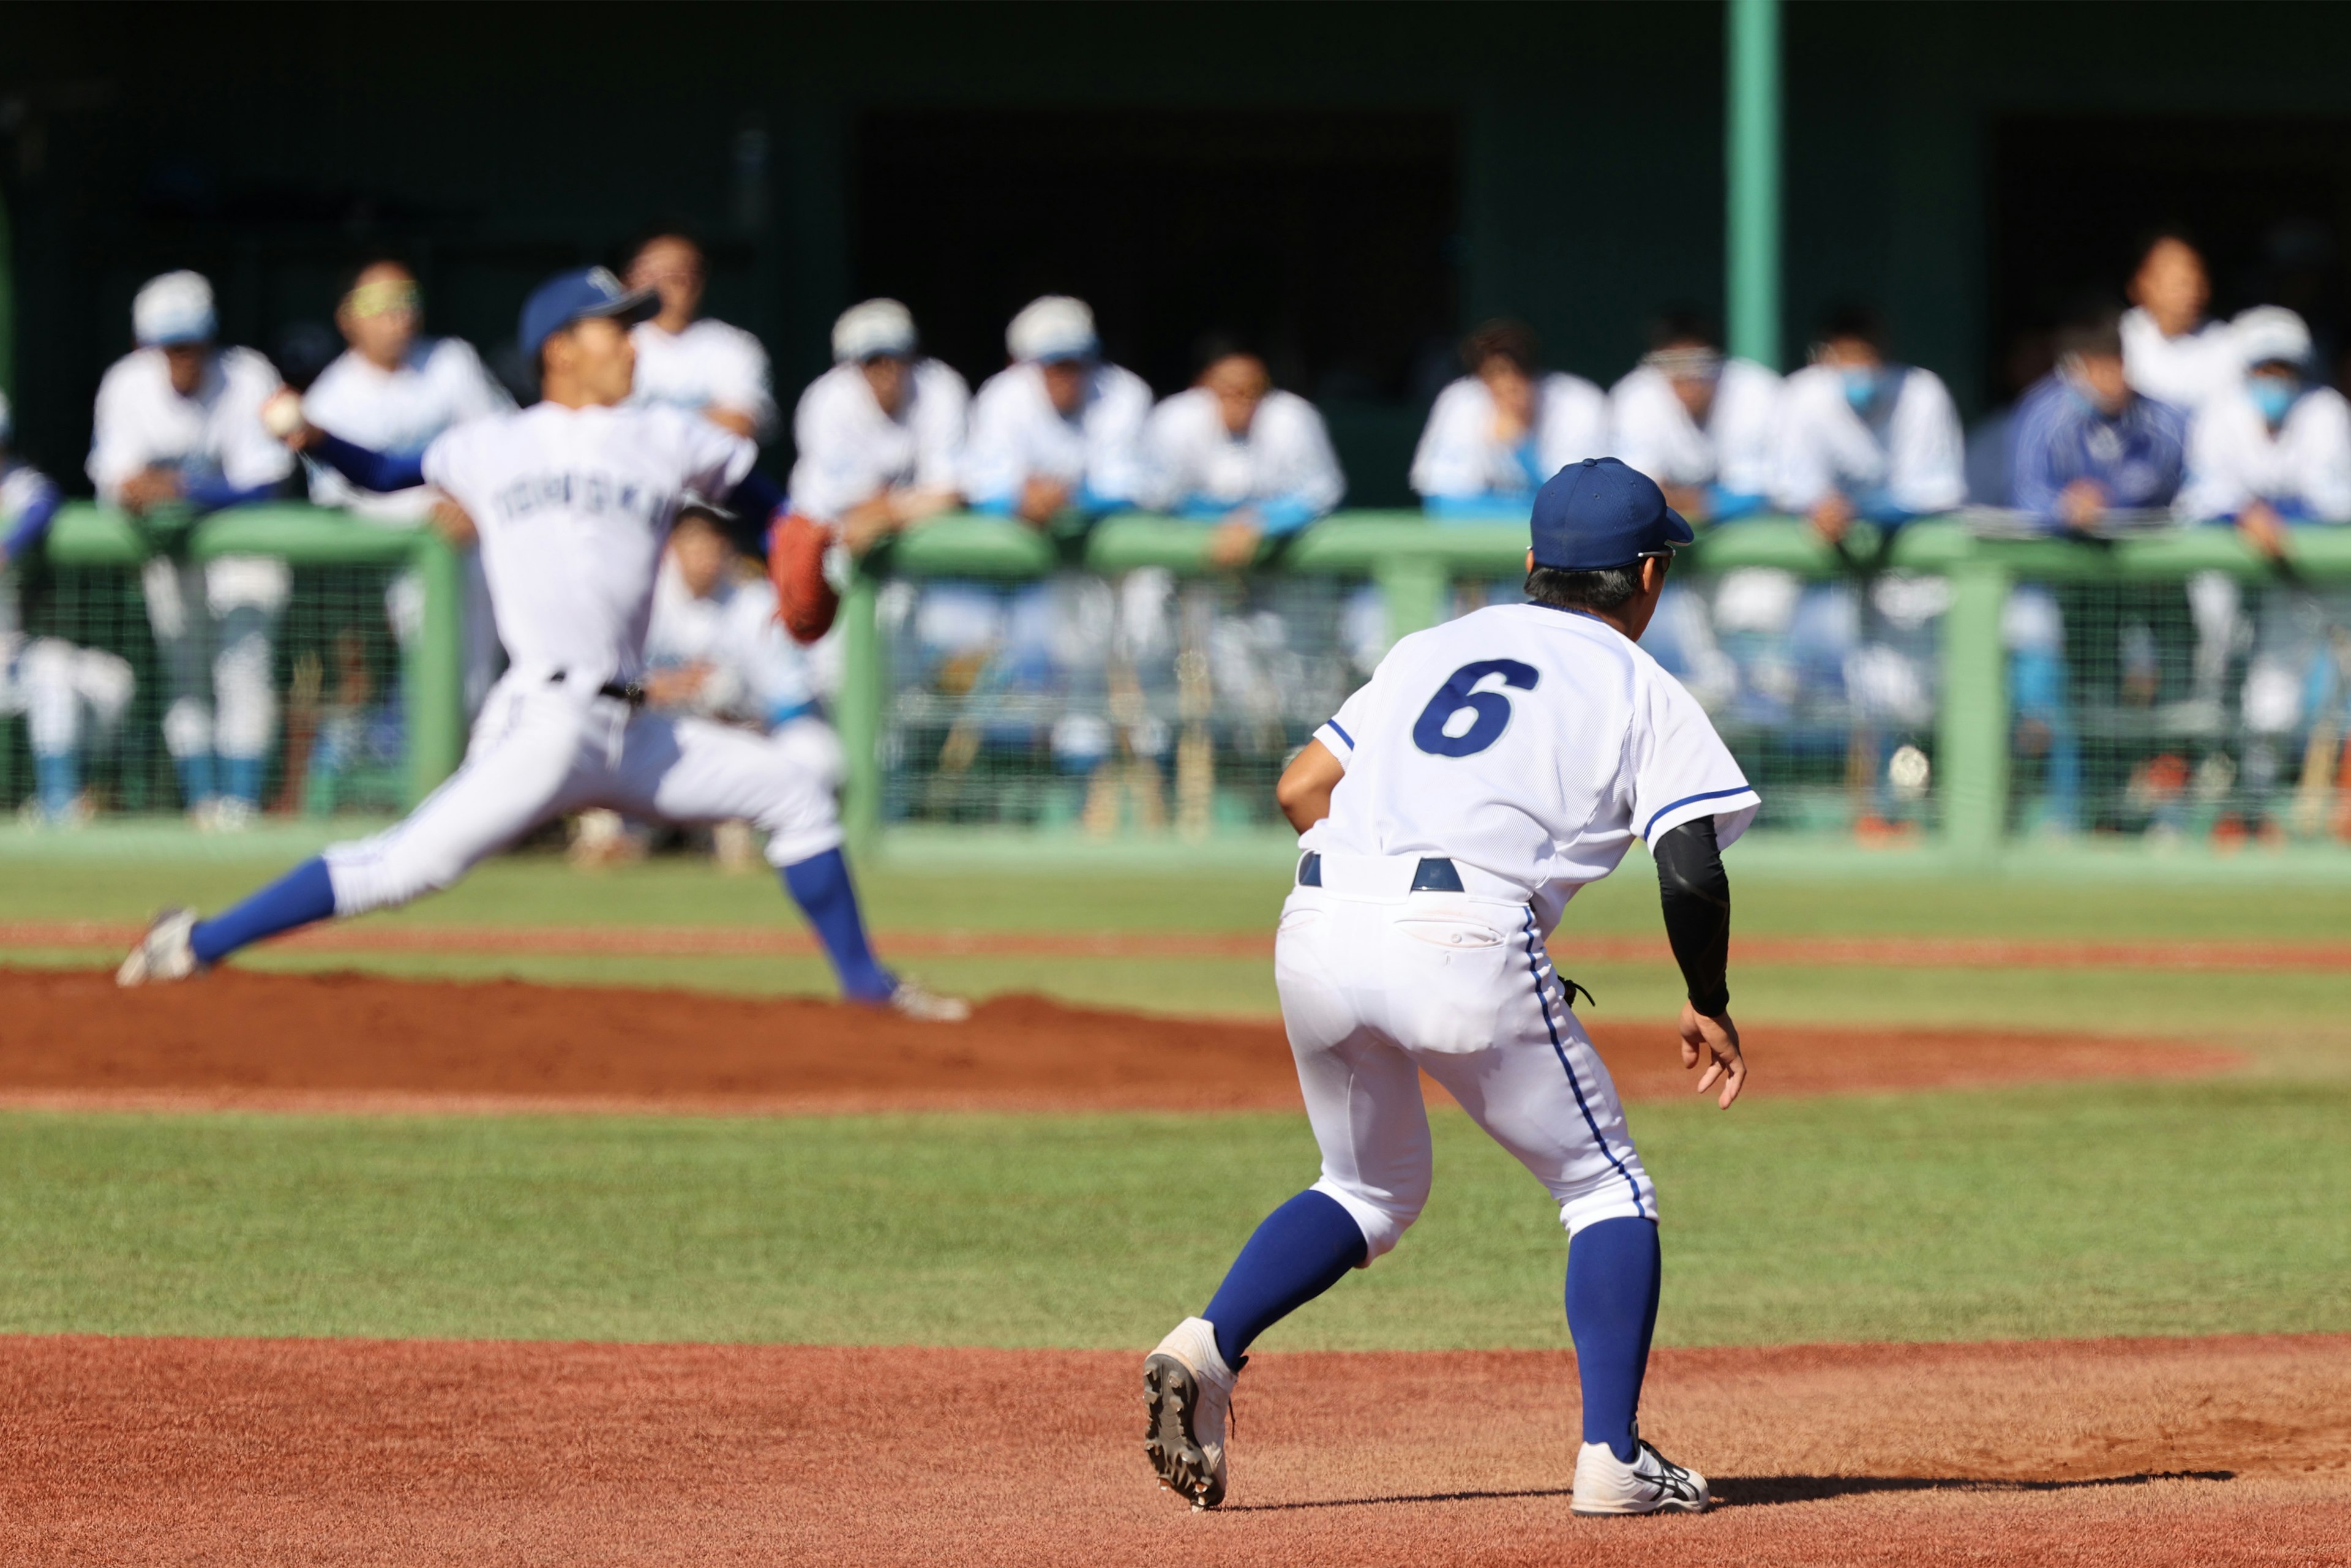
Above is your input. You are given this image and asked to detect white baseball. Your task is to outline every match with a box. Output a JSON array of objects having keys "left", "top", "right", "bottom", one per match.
[{"left": 261, "top": 388, "right": 305, "bottom": 440}]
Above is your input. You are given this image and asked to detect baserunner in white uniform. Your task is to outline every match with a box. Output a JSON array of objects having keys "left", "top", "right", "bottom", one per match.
[
  {"left": 117, "top": 266, "right": 964, "bottom": 1022},
  {"left": 1142, "top": 457, "right": 1757, "bottom": 1516}
]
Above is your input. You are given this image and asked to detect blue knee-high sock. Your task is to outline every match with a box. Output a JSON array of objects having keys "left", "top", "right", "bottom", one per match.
[
  {"left": 190, "top": 857, "right": 338, "bottom": 966},
  {"left": 1567, "top": 1216, "right": 1663, "bottom": 1463},
  {"left": 779, "top": 847, "right": 894, "bottom": 1003},
  {"left": 219, "top": 756, "right": 264, "bottom": 807},
  {"left": 34, "top": 753, "right": 77, "bottom": 817},
  {"left": 1202, "top": 1189, "right": 1368, "bottom": 1368},
  {"left": 174, "top": 752, "right": 216, "bottom": 808}
]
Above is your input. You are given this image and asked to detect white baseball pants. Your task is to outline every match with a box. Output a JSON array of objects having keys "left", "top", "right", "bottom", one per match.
[
  {"left": 323, "top": 667, "right": 843, "bottom": 917},
  {"left": 1274, "top": 852, "right": 1656, "bottom": 1263},
  {"left": 140, "top": 555, "right": 288, "bottom": 763}
]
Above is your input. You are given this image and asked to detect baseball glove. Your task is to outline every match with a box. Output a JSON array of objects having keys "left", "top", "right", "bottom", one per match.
[{"left": 767, "top": 512, "right": 841, "bottom": 644}]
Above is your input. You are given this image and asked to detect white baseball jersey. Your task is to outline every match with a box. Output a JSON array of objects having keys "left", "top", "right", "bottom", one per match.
[
  {"left": 1141, "top": 386, "right": 1344, "bottom": 521},
  {"left": 419, "top": 403, "right": 756, "bottom": 685},
  {"left": 87, "top": 347, "right": 294, "bottom": 502},
  {"left": 1770, "top": 363, "right": 1965, "bottom": 515},
  {"left": 1409, "top": 373, "right": 1609, "bottom": 503},
  {"left": 2122, "top": 309, "right": 2239, "bottom": 414},
  {"left": 645, "top": 556, "right": 817, "bottom": 725},
  {"left": 786, "top": 359, "right": 969, "bottom": 524},
  {"left": 629, "top": 318, "right": 779, "bottom": 441},
  {"left": 301, "top": 339, "right": 512, "bottom": 520},
  {"left": 1307, "top": 602, "right": 1758, "bottom": 931},
  {"left": 961, "top": 360, "right": 1153, "bottom": 509},
  {"left": 1607, "top": 359, "right": 1782, "bottom": 498},
  {"left": 2180, "top": 385, "right": 2351, "bottom": 523}
]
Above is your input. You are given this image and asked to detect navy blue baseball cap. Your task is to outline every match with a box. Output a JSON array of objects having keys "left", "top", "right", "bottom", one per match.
[
  {"left": 519, "top": 266, "right": 659, "bottom": 361},
  {"left": 1528, "top": 457, "right": 1693, "bottom": 571}
]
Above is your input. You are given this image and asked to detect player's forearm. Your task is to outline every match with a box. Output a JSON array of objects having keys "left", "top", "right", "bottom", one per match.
[
  {"left": 313, "top": 433, "right": 427, "bottom": 495},
  {"left": 1654, "top": 816, "right": 1731, "bottom": 1016}
]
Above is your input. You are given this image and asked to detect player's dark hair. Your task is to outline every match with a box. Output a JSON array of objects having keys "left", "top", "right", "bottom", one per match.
[
  {"left": 1192, "top": 330, "right": 1258, "bottom": 379},
  {"left": 624, "top": 220, "right": 704, "bottom": 270},
  {"left": 1525, "top": 562, "right": 1648, "bottom": 614},
  {"left": 1463, "top": 318, "right": 1539, "bottom": 375},
  {"left": 1649, "top": 309, "right": 1720, "bottom": 351},
  {"left": 2131, "top": 224, "right": 2202, "bottom": 276},
  {"left": 2054, "top": 298, "right": 2125, "bottom": 360},
  {"left": 1818, "top": 302, "right": 1886, "bottom": 351}
]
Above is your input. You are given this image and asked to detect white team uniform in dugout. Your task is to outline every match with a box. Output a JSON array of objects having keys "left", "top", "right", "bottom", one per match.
[
  {"left": 319, "top": 403, "right": 842, "bottom": 917},
  {"left": 1281, "top": 602, "right": 1758, "bottom": 1258}
]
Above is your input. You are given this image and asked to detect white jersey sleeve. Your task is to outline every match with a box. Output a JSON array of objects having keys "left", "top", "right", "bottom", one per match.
[
  {"left": 215, "top": 348, "right": 298, "bottom": 490},
  {"left": 667, "top": 405, "right": 760, "bottom": 502},
  {"left": 1630, "top": 669, "right": 1761, "bottom": 847},
  {"left": 1408, "top": 379, "right": 1496, "bottom": 499},
  {"left": 910, "top": 359, "right": 972, "bottom": 494},
  {"left": 700, "top": 324, "right": 779, "bottom": 441},
  {"left": 86, "top": 356, "right": 151, "bottom": 501},
  {"left": 1885, "top": 368, "right": 1967, "bottom": 515},
  {"left": 959, "top": 369, "right": 1034, "bottom": 507}
]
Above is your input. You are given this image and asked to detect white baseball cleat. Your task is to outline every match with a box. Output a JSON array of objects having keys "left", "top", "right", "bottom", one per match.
[
  {"left": 885, "top": 978, "right": 970, "bottom": 1023},
  {"left": 116, "top": 908, "right": 203, "bottom": 988},
  {"left": 1571, "top": 1426, "right": 1709, "bottom": 1515},
  {"left": 1142, "top": 1315, "right": 1238, "bottom": 1509}
]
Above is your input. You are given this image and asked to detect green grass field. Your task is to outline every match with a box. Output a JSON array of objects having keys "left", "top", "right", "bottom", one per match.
[{"left": 2, "top": 831, "right": 2347, "bottom": 1352}]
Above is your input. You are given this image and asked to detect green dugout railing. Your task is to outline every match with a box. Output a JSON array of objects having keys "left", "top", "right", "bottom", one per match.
[
  {"left": 42, "top": 503, "right": 463, "bottom": 809},
  {"left": 39, "top": 504, "right": 2351, "bottom": 850}
]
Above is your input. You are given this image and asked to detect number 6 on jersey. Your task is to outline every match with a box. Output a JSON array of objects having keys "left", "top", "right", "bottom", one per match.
[{"left": 1411, "top": 659, "right": 1540, "bottom": 757}]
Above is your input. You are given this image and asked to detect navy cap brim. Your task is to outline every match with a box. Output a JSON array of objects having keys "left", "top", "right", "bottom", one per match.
[
  {"left": 1662, "top": 505, "right": 1695, "bottom": 548},
  {"left": 574, "top": 285, "right": 661, "bottom": 332}
]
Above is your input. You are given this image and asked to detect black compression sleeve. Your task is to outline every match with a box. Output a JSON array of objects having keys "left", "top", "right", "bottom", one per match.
[{"left": 1655, "top": 816, "right": 1731, "bottom": 1016}]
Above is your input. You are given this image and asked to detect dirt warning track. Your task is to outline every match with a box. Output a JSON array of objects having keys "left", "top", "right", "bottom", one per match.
[
  {"left": 0, "top": 967, "right": 2237, "bottom": 1114},
  {"left": 2, "top": 1332, "right": 2342, "bottom": 1566}
]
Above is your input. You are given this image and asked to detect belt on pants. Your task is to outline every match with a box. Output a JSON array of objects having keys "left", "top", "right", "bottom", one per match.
[
  {"left": 1295, "top": 851, "right": 1464, "bottom": 893},
  {"left": 548, "top": 670, "right": 645, "bottom": 707}
]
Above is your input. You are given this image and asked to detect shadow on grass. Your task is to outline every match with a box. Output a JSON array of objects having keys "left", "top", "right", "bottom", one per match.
[{"left": 1224, "top": 1469, "right": 2235, "bottom": 1514}]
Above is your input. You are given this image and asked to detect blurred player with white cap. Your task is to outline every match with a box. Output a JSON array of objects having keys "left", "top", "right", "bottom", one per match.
[
  {"left": 788, "top": 298, "right": 969, "bottom": 553},
  {"left": 301, "top": 257, "right": 514, "bottom": 713},
  {"left": 626, "top": 229, "right": 779, "bottom": 442},
  {"left": 962, "top": 294, "right": 1152, "bottom": 523},
  {"left": 1142, "top": 339, "right": 1344, "bottom": 568},
  {"left": 1, "top": 390, "right": 136, "bottom": 827},
  {"left": 1410, "top": 318, "right": 1608, "bottom": 520},
  {"left": 2121, "top": 230, "right": 2240, "bottom": 415},
  {"left": 88, "top": 269, "right": 295, "bottom": 827}
]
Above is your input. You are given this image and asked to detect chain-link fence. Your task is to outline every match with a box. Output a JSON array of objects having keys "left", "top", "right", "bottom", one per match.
[{"left": 1, "top": 506, "right": 464, "bottom": 825}]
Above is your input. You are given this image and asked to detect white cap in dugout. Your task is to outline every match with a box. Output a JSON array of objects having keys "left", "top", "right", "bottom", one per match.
[
  {"left": 133, "top": 270, "right": 218, "bottom": 348},
  {"left": 2232, "top": 304, "right": 2312, "bottom": 371},
  {"left": 1007, "top": 294, "right": 1097, "bottom": 364},
  {"left": 832, "top": 298, "right": 918, "bottom": 364}
]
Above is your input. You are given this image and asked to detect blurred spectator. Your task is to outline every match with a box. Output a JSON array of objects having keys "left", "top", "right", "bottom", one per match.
[
  {"left": 1772, "top": 304, "right": 1966, "bottom": 541},
  {"left": 1409, "top": 319, "right": 1606, "bottom": 520},
  {"left": 2011, "top": 305, "right": 2188, "bottom": 535},
  {"left": 0, "top": 391, "right": 134, "bottom": 827},
  {"left": 963, "top": 295, "right": 1152, "bottom": 524},
  {"left": 788, "top": 298, "right": 968, "bottom": 555},
  {"left": 88, "top": 269, "right": 294, "bottom": 828},
  {"left": 1143, "top": 340, "right": 1344, "bottom": 568},
  {"left": 2180, "top": 306, "right": 2351, "bottom": 784},
  {"left": 626, "top": 230, "right": 778, "bottom": 441},
  {"left": 2121, "top": 230, "right": 2238, "bottom": 415},
  {"left": 302, "top": 257, "right": 512, "bottom": 714},
  {"left": 1608, "top": 312, "right": 1780, "bottom": 525},
  {"left": 1964, "top": 328, "right": 2055, "bottom": 506},
  {"left": 2180, "top": 306, "right": 2351, "bottom": 547}
]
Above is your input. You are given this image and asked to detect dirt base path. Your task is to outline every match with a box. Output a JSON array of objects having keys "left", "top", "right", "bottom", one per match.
[
  {"left": 4, "top": 1333, "right": 2342, "bottom": 1566},
  {"left": 0, "top": 968, "right": 2237, "bottom": 1114}
]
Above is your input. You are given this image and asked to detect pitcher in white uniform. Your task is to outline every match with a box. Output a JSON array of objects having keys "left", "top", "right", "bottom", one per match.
[
  {"left": 1143, "top": 457, "right": 1756, "bottom": 1517},
  {"left": 117, "top": 266, "right": 963, "bottom": 1022},
  {"left": 88, "top": 270, "right": 296, "bottom": 827}
]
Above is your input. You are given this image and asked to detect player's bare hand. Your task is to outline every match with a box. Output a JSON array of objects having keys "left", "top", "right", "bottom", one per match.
[
  {"left": 2058, "top": 479, "right": 2107, "bottom": 534},
  {"left": 2238, "top": 502, "right": 2289, "bottom": 560},
  {"left": 429, "top": 497, "right": 478, "bottom": 547},
  {"left": 1016, "top": 476, "right": 1071, "bottom": 527},
  {"left": 1679, "top": 1002, "right": 1745, "bottom": 1108},
  {"left": 119, "top": 468, "right": 182, "bottom": 512},
  {"left": 1206, "top": 515, "right": 1264, "bottom": 570},
  {"left": 1809, "top": 493, "right": 1853, "bottom": 544}
]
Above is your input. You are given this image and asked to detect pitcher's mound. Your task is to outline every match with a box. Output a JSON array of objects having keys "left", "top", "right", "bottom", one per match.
[{"left": 0, "top": 967, "right": 2237, "bottom": 1114}]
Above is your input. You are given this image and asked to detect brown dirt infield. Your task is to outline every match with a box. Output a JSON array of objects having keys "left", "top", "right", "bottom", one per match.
[
  {"left": 4, "top": 1332, "right": 2344, "bottom": 1565},
  {"left": 8, "top": 917, "right": 2350, "bottom": 969},
  {"left": 0, "top": 967, "right": 2238, "bottom": 1115}
]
